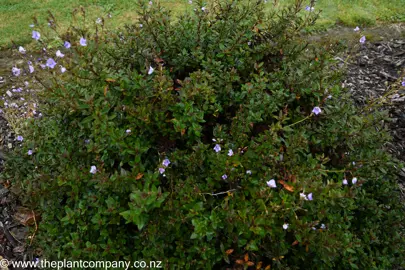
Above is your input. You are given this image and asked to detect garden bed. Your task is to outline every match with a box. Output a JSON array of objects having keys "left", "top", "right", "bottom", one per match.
[{"left": 0, "top": 24, "right": 404, "bottom": 267}]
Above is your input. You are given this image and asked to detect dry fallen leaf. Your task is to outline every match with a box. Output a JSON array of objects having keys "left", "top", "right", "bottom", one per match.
[
  {"left": 278, "top": 180, "right": 294, "bottom": 192},
  {"left": 225, "top": 249, "right": 234, "bottom": 255},
  {"left": 135, "top": 173, "right": 144, "bottom": 180},
  {"left": 13, "top": 207, "right": 39, "bottom": 226}
]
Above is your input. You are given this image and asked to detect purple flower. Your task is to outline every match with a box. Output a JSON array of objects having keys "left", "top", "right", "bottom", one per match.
[
  {"left": 16, "top": 135, "right": 23, "bottom": 141},
  {"left": 267, "top": 179, "right": 277, "bottom": 188},
  {"left": 46, "top": 58, "right": 57, "bottom": 69},
  {"left": 64, "top": 41, "right": 71, "bottom": 49},
  {"left": 352, "top": 177, "right": 357, "bottom": 184},
  {"left": 90, "top": 165, "right": 97, "bottom": 174},
  {"left": 201, "top": 6, "right": 206, "bottom": 11},
  {"left": 354, "top": 26, "right": 360, "bottom": 32},
  {"left": 401, "top": 81, "right": 405, "bottom": 87},
  {"left": 28, "top": 149, "right": 33, "bottom": 155},
  {"left": 126, "top": 129, "right": 131, "bottom": 133},
  {"left": 305, "top": 6, "right": 314, "bottom": 11},
  {"left": 12, "top": 67, "right": 21, "bottom": 76},
  {"left": 19, "top": 46, "right": 26, "bottom": 54},
  {"left": 222, "top": 174, "right": 228, "bottom": 180},
  {"left": 214, "top": 144, "right": 221, "bottom": 152},
  {"left": 312, "top": 106, "right": 321, "bottom": 115},
  {"left": 80, "top": 37, "right": 87, "bottom": 46},
  {"left": 343, "top": 179, "right": 348, "bottom": 185},
  {"left": 159, "top": 167, "right": 165, "bottom": 174},
  {"left": 32, "top": 31, "right": 40, "bottom": 40},
  {"left": 228, "top": 149, "right": 234, "bottom": 156},
  {"left": 148, "top": 66, "right": 154, "bottom": 75},
  {"left": 29, "top": 65, "right": 34, "bottom": 73},
  {"left": 246, "top": 170, "right": 252, "bottom": 175},
  {"left": 300, "top": 193, "right": 307, "bottom": 200},
  {"left": 56, "top": 50, "right": 64, "bottom": 58},
  {"left": 149, "top": 1, "right": 152, "bottom": 5},
  {"left": 283, "top": 223, "right": 289, "bottom": 230},
  {"left": 162, "top": 158, "right": 171, "bottom": 167},
  {"left": 307, "top": 193, "right": 313, "bottom": 201},
  {"left": 359, "top": 36, "right": 366, "bottom": 44},
  {"left": 60, "top": 66, "right": 66, "bottom": 73}
]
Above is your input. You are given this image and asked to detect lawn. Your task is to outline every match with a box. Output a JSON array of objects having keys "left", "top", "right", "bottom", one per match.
[{"left": 0, "top": 0, "right": 404, "bottom": 49}]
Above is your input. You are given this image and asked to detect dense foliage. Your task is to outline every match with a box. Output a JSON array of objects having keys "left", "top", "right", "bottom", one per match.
[{"left": 2, "top": 0, "right": 404, "bottom": 268}]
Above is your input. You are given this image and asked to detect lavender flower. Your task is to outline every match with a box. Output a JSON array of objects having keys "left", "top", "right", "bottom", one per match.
[
  {"left": 162, "top": 158, "right": 171, "bottom": 167},
  {"left": 148, "top": 66, "right": 154, "bottom": 75},
  {"left": 90, "top": 165, "right": 97, "bottom": 174},
  {"left": 32, "top": 31, "right": 40, "bottom": 40},
  {"left": 320, "top": 224, "right": 326, "bottom": 229},
  {"left": 343, "top": 179, "right": 348, "bottom": 185},
  {"left": 29, "top": 65, "right": 34, "bottom": 73},
  {"left": 214, "top": 144, "right": 221, "bottom": 152},
  {"left": 300, "top": 193, "right": 307, "bottom": 200},
  {"left": 246, "top": 170, "right": 252, "bottom": 175},
  {"left": 80, "top": 37, "right": 87, "bottom": 46},
  {"left": 201, "top": 6, "right": 206, "bottom": 11},
  {"left": 267, "top": 179, "right": 277, "bottom": 188},
  {"left": 159, "top": 167, "right": 165, "bottom": 174},
  {"left": 64, "top": 41, "right": 71, "bottom": 49},
  {"left": 353, "top": 26, "right": 360, "bottom": 32},
  {"left": 312, "top": 106, "right": 321, "bottom": 115},
  {"left": 126, "top": 129, "right": 131, "bottom": 133},
  {"left": 28, "top": 149, "right": 33, "bottom": 155},
  {"left": 307, "top": 193, "right": 313, "bottom": 201},
  {"left": 139, "top": 24, "right": 143, "bottom": 28},
  {"left": 46, "top": 58, "right": 57, "bottom": 69},
  {"left": 56, "top": 50, "right": 64, "bottom": 58},
  {"left": 401, "top": 80, "right": 405, "bottom": 87},
  {"left": 228, "top": 149, "right": 234, "bottom": 156},
  {"left": 305, "top": 6, "right": 314, "bottom": 11},
  {"left": 19, "top": 46, "right": 26, "bottom": 54},
  {"left": 12, "top": 67, "right": 21, "bottom": 76},
  {"left": 352, "top": 177, "right": 358, "bottom": 184},
  {"left": 149, "top": 1, "right": 152, "bottom": 5},
  {"left": 60, "top": 66, "right": 66, "bottom": 73},
  {"left": 359, "top": 36, "right": 366, "bottom": 44},
  {"left": 283, "top": 223, "right": 289, "bottom": 230},
  {"left": 222, "top": 174, "right": 228, "bottom": 180},
  {"left": 16, "top": 135, "right": 23, "bottom": 141}
]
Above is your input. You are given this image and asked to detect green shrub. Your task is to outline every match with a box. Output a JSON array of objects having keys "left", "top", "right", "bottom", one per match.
[{"left": 2, "top": 0, "right": 405, "bottom": 269}]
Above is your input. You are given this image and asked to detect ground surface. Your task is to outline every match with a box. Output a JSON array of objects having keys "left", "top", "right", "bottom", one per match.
[
  {"left": 0, "top": 23, "right": 405, "bottom": 268},
  {"left": 1, "top": 0, "right": 405, "bottom": 48}
]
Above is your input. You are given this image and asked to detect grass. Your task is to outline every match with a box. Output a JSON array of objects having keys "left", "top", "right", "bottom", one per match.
[{"left": 0, "top": 0, "right": 404, "bottom": 49}]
